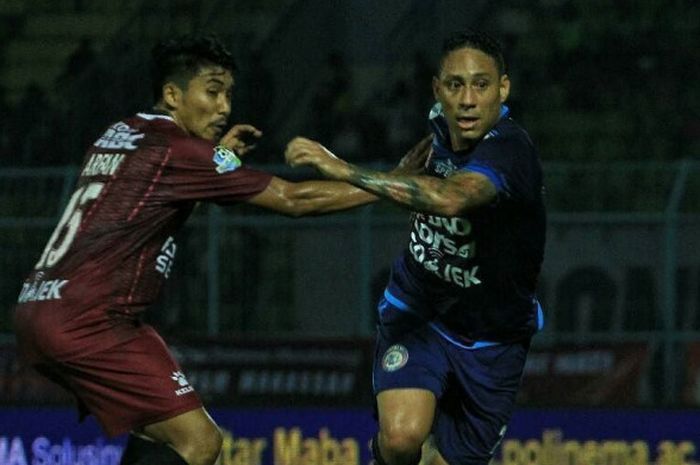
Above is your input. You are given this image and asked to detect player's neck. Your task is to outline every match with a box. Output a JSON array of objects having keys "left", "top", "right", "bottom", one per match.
[{"left": 151, "top": 105, "right": 189, "bottom": 135}]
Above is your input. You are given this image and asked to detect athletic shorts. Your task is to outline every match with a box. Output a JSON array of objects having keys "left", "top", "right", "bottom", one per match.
[
  {"left": 372, "top": 298, "right": 530, "bottom": 465},
  {"left": 15, "top": 316, "right": 202, "bottom": 437}
]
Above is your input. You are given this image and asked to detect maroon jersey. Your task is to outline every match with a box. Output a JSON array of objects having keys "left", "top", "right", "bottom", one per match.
[{"left": 14, "top": 112, "right": 272, "bottom": 359}]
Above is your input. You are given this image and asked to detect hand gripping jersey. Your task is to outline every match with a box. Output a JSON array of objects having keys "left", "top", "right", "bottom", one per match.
[
  {"left": 14, "top": 112, "right": 272, "bottom": 360},
  {"left": 382, "top": 104, "right": 546, "bottom": 345}
]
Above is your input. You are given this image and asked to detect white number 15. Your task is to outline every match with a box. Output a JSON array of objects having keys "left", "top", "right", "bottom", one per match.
[{"left": 35, "top": 182, "right": 105, "bottom": 269}]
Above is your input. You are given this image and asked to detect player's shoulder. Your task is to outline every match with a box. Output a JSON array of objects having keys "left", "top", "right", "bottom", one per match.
[
  {"left": 485, "top": 117, "right": 531, "bottom": 144},
  {"left": 132, "top": 112, "right": 214, "bottom": 153},
  {"left": 479, "top": 117, "right": 536, "bottom": 157},
  {"left": 129, "top": 112, "right": 180, "bottom": 138}
]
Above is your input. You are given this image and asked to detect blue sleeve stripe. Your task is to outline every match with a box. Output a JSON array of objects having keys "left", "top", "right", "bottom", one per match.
[
  {"left": 462, "top": 163, "right": 505, "bottom": 192},
  {"left": 536, "top": 300, "right": 545, "bottom": 331},
  {"left": 383, "top": 288, "right": 410, "bottom": 311}
]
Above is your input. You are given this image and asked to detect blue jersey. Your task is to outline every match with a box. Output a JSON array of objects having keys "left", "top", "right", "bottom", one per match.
[{"left": 383, "top": 105, "right": 545, "bottom": 344}]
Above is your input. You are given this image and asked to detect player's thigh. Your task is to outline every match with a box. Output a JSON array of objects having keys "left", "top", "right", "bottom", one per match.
[
  {"left": 62, "top": 324, "right": 204, "bottom": 436},
  {"left": 377, "top": 388, "right": 436, "bottom": 440},
  {"left": 433, "top": 341, "right": 529, "bottom": 464},
  {"left": 139, "top": 407, "right": 220, "bottom": 449}
]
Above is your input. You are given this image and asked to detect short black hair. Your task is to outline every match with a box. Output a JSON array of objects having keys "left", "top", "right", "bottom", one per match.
[
  {"left": 439, "top": 30, "right": 506, "bottom": 76},
  {"left": 151, "top": 34, "right": 237, "bottom": 103}
]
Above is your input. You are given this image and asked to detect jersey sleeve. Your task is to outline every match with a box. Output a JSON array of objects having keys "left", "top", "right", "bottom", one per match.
[
  {"left": 158, "top": 134, "right": 273, "bottom": 204},
  {"left": 459, "top": 128, "right": 540, "bottom": 203}
]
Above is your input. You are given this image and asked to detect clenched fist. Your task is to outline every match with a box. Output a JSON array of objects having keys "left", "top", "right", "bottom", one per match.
[{"left": 285, "top": 137, "right": 350, "bottom": 180}]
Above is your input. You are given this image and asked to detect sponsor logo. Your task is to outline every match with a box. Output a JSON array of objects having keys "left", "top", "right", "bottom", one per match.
[
  {"left": 382, "top": 344, "right": 409, "bottom": 372},
  {"left": 171, "top": 371, "right": 194, "bottom": 396},
  {"left": 17, "top": 279, "right": 69, "bottom": 303},
  {"left": 237, "top": 370, "right": 354, "bottom": 396},
  {"left": 155, "top": 236, "right": 177, "bottom": 278},
  {"left": 0, "top": 436, "right": 123, "bottom": 465},
  {"left": 213, "top": 146, "right": 242, "bottom": 173},
  {"left": 93, "top": 122, "right": 144, "bottom": 150},
  {"left": 408, "top": 213, "right": 481, "bottom": 289},
  {"left": 432, "top": 158, "right": 458, "bottom": 177}
]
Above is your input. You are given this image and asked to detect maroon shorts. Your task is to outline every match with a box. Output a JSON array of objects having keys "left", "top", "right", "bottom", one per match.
[{"left": 21, "top": 322, "right": 202, "bottom": 437}]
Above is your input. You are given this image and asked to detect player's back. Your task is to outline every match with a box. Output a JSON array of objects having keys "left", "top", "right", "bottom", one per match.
[
  {"left": 14, "top": 114, "right": 200, "bottom": 357},
  {"left": 14, "top": 112, "right": 272, "bottom": 359}
]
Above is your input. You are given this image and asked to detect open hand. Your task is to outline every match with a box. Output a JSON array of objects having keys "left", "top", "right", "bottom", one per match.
[
  {"left": 393, "top": 134, "right": 433, "bottom": 175},
  {"left": 220, "top": 124, "right": 263, "bottom": 156}
]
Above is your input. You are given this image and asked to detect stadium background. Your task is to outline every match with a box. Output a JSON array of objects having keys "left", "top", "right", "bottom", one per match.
[{"left": 1, "top": 0, "right": 699, "bottom": 464}]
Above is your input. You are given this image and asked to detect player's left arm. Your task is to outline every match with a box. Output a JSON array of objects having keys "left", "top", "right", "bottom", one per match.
[{"left": 285, "top": 137, "right": 497, "bottom": 216}]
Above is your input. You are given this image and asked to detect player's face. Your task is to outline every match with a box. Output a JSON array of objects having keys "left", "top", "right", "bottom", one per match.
[
  {"left": 433, "top": 47, "right": 510, "bottom": 151},
  {"left": 173, "top": 65, "right": 233, "bottom": 141}
]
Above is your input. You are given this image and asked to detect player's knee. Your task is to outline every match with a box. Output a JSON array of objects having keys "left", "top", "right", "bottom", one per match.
[{"left": 379, "top": 426, "right": 425, "bottom": 462}]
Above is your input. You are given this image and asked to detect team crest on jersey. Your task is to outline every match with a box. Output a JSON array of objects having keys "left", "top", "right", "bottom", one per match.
[
  {"left": 213, "top": 145, "right": 242, "bottom": 173},
  {"left": 382, "top": 344, "right": 409, "bottom": 372}
]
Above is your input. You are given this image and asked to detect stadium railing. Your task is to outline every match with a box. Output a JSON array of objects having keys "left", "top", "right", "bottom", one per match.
[{"left": 1, "top": 160, "right": 699, "bottom": 405}]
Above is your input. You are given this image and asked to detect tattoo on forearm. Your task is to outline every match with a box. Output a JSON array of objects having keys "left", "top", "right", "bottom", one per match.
[{"left": 346, "top": 166, "right": 447, "bottom": 211}]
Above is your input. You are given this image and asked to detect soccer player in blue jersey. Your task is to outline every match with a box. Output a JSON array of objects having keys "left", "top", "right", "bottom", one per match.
[{"left": 286, "top": 30, "right": 546, "bottom": 465}]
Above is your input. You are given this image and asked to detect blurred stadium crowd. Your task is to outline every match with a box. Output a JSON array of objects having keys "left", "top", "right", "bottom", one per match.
[
  {"left": 0, "top": 0, "right": 698, "bottom": 167},
  {"left": 1, "top": 0, "right": 700, "bottom": 409}
]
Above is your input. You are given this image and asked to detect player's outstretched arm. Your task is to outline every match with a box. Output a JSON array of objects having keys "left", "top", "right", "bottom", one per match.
[
  {"left": 285, "top": 138, "right": 497, "bottom": 217},
  {"left": 245, "top": 177, "right": 378, "bottom": 217},
  {"left": 244, "top": 135, "right": 436, "bottom": 217}
]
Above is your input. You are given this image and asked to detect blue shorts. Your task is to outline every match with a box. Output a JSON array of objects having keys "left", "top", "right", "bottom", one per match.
[{"left": 372, "top": 299, "right": 530, "bottom": 465}]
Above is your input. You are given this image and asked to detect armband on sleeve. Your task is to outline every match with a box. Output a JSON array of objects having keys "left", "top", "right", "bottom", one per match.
[{"left": 213, "top": 145, "right": 242, "bottom": 173}]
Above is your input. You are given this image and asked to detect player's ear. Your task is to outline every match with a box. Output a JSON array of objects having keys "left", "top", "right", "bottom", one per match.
[
  {"left": 162, "top": 82, "right": 183, "bottom": 109},
  {"left": 499, "top": 74, "right": 510, "bottom": 103},
  {"left": 432, "top": 76, "right": 440, "bottom": 101}
]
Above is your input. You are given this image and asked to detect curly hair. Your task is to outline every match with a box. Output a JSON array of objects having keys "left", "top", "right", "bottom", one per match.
[
  {"left": 150, "top": 34, "right": 237, "bottom": 103},
  {"left": 440, "top": 30, "right": 506, "bottom": 76}
]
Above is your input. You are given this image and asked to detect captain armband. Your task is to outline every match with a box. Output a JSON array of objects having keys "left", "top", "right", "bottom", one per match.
[{"left": 212, "top": 145, "right": 242, "bottom": 173}]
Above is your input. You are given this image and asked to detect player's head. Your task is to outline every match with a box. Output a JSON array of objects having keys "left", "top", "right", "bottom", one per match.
[
  {"left": 433, "top": 30, "right": 510, "bottom": 151},
  {"left": 151, "top": 34, "right": 237, "bottom": 141}
]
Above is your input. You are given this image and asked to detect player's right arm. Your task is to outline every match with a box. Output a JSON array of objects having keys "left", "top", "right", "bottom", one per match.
[
  {"left": 286, "top": 137, "right": 497, "bottom": 217},
  {"left": 243, "top": 135, "right": 434, "bottom": 217},
  {"left": 244, "top": 177, "right": 377, "bottom": 217}
]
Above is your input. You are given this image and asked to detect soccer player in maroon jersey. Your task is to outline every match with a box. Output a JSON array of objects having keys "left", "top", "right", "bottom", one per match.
[{"left": 13, "top": 35, "right": 430, "bottom": 465}]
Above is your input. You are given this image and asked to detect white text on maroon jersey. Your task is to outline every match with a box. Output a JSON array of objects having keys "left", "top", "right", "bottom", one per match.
[
  {"left": 81, "top": 153, "right": 126, "bottom": 177},
  {"left": 156, "top": 236, "right": 177, "bottom": 278},
  {"left": 17, "top": 279, "right": 69, "bottom": 303},
  {"left": 93, "top": 122, "right": 144, "bottom": 150}
]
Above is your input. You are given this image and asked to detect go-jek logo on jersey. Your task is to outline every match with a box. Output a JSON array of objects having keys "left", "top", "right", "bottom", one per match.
[
  {"left": 409, "top": 213, "right": 482, "bottom": 289},
  {"left": 93, "top": 122, "right": 144, "bottom": 151}
]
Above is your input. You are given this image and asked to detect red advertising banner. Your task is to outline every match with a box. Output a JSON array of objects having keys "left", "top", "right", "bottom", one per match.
[
  {"left": 169, "top": 337, "right": 376, "bottom": 407},
  {"left": 519, "top": 343, "right": 650, "bottom": 406},
  {"left": 1, "top": 337, "right": 376, "bottom": 407},
  {"left": 682, "top": 341, "right": 700, "bottom": 406},
  {"left": 2, "top": 340, "right": 652, "bottom": 407}
]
